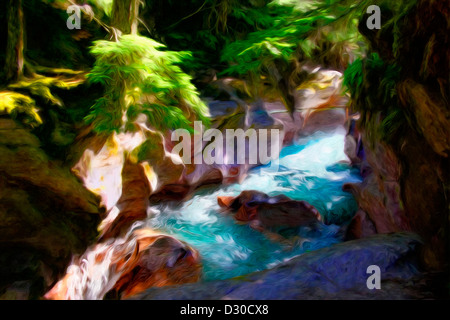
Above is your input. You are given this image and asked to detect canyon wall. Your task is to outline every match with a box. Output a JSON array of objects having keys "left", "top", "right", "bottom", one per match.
[{"left": 345, "top": 0, "right": 449, "bottom": 271}]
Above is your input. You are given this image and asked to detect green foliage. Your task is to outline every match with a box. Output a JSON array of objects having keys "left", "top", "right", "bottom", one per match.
[
  {"left": 342, "top": 0, "right": 428, "bottom": 147},
  {"left": 0, "top": 91, "right": 42, "bottom": 127},
  {"left": 344, "top": 53, "right": 407, "bottom": 145},
  {"left": 221, "top": 0, "right": 368, "bottom": 73},
  {"left": 222, "top": 31, "right": 297, "bottom": 76},
  {"left": 85, "top": 35, "right": 210, "bottom": 134},
  {"left": 88, "top": 0, "right": 113, "bottom": 17},
  {"left": 145, "top": 0, "right": 291, "bottom": 73},
  {"left": 219, "top": 0, "right": 369, "bottom": 111}
]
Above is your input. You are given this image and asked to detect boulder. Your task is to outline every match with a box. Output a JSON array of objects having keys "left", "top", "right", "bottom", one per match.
[
  {"left": 130, "top": 233, "right": 430, "bottom": 300},
  {"left": 217, "top": 190, "right": 322, "bottom": 233},
  {"left": 44, "top": 228, "right": 202, "bottom": 300},
  {"left": 112, "top": 228, "right": 202, "bottom": 299}
]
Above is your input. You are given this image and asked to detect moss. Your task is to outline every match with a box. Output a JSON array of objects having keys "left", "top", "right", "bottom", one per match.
[{"left": 0, "top": 91, "right": 41, "bottom": 127}]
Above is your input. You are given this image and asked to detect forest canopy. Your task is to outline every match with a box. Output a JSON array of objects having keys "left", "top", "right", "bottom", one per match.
[{"left": 0, "top": 0, "right": 440, "bottom": 146}]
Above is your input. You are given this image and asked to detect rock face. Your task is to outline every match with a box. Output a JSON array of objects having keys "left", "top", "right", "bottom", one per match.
[
  {"left": 344, "top": 0, "right": 449, "bottom": 271},
  {"left": 343, "top": 141, "right": 408, "bottom": 237},
  {"left": 99, "top": 159, "right": 152, "bottom": 240},
  {"left": 131, "top": 233, "right": 430, "bottom": 300},
  {"left": 0, "top": 118, "right": 101, "bottom": 299}
]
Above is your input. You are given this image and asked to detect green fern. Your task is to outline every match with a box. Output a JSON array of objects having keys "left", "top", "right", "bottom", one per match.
[{"left": 85, "top": 35, "right": 210, "bottom": 134}]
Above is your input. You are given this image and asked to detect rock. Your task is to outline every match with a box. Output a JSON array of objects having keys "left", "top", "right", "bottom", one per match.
[
  {"left": 217, "top": 190, "right": 322, "bottom": 232},
  {"left": 208, "top": 100, "right": 240, "bottom": 118},
  {"left": 342, "top": 140, "right": 409, "bottom": 235},
  {"left": 112, "top": 228, "right": 202, "bottom": 299},
  {"left": 349, "top": 0, "right": 450, "bottom": 272},
  {"left": 345, "top": 209, "right": 377, "bottom": 240},
  {"left": 130, "top": 233, "right": 428, "bottom": 300},
  {"left": 397, "top": 130, "right": 449, "bottom": 270},
  {"left": 73, "top": 132, "right": 145, "bottom": 212},
  {"left": 73, "top": 127, "right": 186, "bottom": 237},
  {"left": 150, "top": 184, "right": 191, "bottom": 203},
  {"left": 99, "top": 159, "right": 152, "bottom": 240},
  {"left": 0, "top": 119, "right": 101, "bottom": 298},
  {"left": 182, "top": 99, "right": 284, "bottom": 189},
  {"left": 0, "top": 281, "right": 32, "bottom": 300},
  {"left": 165, "top": 69, "right": 351, "bottom": 197},
  {"left": 344, "top": 134, "right": 358, "bottom": 162},
  {"left": 194, "top": 167, "right": 223, "bottom": 186},
  {"left": 344, "top": 116, "right": 364, "bottom": 164},
  {"left": 44, "top": 228, "right": 202, "bottom": 300},
  {"left": 137, "top": 131, "right": 185, "bottom": 192},
  {"left": 344, "top": 121, "right": 448, "bottom": 270},
  {"left": 266, "top": 69, "right": 349, "bottom": 145}
]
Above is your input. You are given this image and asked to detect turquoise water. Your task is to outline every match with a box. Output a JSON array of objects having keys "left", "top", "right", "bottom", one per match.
[{"left": 147, "top": 127, "right": 362, "bottom": 281}]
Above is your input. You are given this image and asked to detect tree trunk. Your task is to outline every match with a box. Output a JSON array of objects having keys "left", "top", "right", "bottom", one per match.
[
  {"left": 111, "top": 0, "right": 140, "bottom": 35},
  {"left": 4, "top": 0, "right": 24, "bottom": 82}
]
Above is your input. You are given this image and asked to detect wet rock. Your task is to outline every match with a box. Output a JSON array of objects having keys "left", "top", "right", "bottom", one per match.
[
  {"left": 112, "top": 229, "right": 202, "bottom": 299},
  {"left": 131, "top": 233, "right": 427, "bottom": 300},
  {"left": 217, "top": 190, "right": 322, "bottom": 232},
  {"left": 44, "top": 228, "right": 202, "bottom": 300}
]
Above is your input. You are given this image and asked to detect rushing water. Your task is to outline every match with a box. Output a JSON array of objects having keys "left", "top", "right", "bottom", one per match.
[{"left": 146, "top": 126, "right": 362, "bottom": 281}]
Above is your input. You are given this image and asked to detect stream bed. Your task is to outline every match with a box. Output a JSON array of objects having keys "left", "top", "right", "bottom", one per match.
[{"left": 146, "top": 126, "right": 362, "bottom": 281}]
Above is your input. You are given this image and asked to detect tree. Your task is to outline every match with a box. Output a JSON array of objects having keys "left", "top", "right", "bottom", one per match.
[
  {"left": 85, "top": 35, "right": 210, "bottom": 135},
  {"left": 111, "top": 0, "right": 141, "bottom": 35},
  {"left": 221, "top": 0, "right": 368, "bottom": 113},
  {"left": 4, "top": 0, "right": 24, "bottom": 82}
]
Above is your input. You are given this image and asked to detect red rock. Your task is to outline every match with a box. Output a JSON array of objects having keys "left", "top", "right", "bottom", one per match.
[
  {"left": 217, "top": 196, "right": 235, "bottom": 208},
  {"left": 44, "top": 228, "right": 202, "bottom": 300},
  {"left": 217, "top": 190, "right": 322, "bottom": 231},
  {"left": 112, "top": 229, "right": 202, "bottom": 299},
  {"left": 100, "top": 159, "right": 151, "bottom": 240}
]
